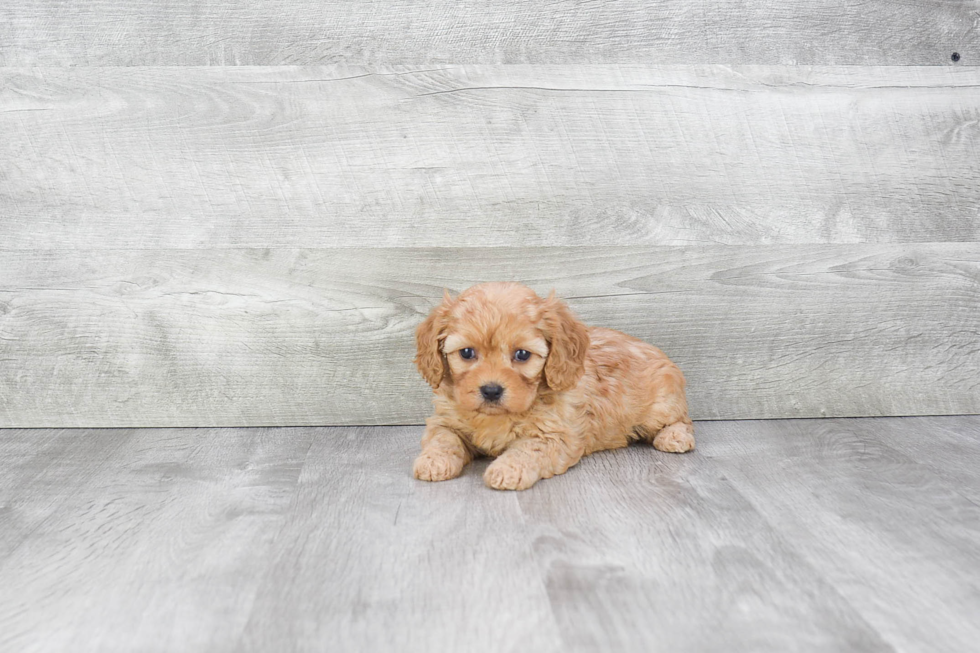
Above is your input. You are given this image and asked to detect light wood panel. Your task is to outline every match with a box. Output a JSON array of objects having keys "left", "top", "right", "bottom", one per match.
[
  {"left": 0, "top": 428, "right": 131, "bottom": 560},
  {"left": 3, "top": 66, "right": 980, "bottom": 249},
  {"left": 3, "top": 418, "right": 980, "bottom": 651},
  {"left": 1, "top": 244, "right": 976, "bottom": 427},
  {"left": 699, "top": 418, "right": 980, "bottom": 652},
  {"left": 845, "top": 415, "right": 980, "bottom": 504},
  {"left": 0, "top": 1, "right": 975, "bottom": 66},
  {"left": 241, "top": 426, "right": 560, "bottom": 653},
  {"left": 516, "top": 443, "right": 891, "bottom": 652},
  {"left": 0, "top": 426, "right": 315, "bottom": 653}
]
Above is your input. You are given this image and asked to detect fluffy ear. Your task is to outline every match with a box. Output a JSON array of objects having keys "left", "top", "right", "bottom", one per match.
[
  {"left": 414, "top": 290, "right": 454, "bottom": 389},
  {"left": 541, "top": 291, "right": 590, "bottom": 392}
]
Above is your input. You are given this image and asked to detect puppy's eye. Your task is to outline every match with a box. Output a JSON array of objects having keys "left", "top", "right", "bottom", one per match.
[
  {"left": 459, "top": 347, "right": 476, "bottom": 360},
  {"left": 514, "top": 349, "right": 531, "bottom": 362}
]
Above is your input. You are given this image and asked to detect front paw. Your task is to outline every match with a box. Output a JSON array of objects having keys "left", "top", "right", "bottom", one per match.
[
  {"left": 414, "top": 450, "right": 464, "bottom": 482},
  {"left": 484, "top": 456, "right": 541, "bottom": 491}
]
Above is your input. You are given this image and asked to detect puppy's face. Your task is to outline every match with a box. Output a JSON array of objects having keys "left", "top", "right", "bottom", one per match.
[
  {"left": 415, "top": 282, "right": 589, "bottom": 415},
  {"left": 442, "top": 309, "right": 548, "bottom": 415}
]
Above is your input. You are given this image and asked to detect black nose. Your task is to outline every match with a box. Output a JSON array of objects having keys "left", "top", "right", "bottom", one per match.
[{"left": 480, "top": 383, "right": 504, "bottom": 402}]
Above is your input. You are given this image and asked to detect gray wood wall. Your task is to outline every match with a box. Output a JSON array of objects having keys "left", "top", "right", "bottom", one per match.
[{"left": 1, "top": 2, "right": 978, "bottom": 427}]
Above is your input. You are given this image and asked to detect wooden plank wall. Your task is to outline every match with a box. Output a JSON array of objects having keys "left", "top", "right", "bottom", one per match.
[{"left": 1, "top": 2, "right": 978, "bottom": 427}]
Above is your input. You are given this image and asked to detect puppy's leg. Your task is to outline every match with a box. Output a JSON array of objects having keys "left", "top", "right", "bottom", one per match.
[
  {"left": 632, "top": 362, "right": 695, "bottom": 452},
  {"left": 414, "top": 422, "right": 472, "bottom": 482},
  {"left": 484, "top": 435, "right": 583, "bottom": 491},
  {"left": 638, "top": 401, "right": 695, "bottom": 453},
  {"left": 651, "top": 420, "right": 695, "bottom": 453}
]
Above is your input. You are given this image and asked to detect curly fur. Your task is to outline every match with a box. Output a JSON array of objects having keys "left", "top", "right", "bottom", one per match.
[{"left": 413, "top": 282, "right": 694, "bottom": 490}]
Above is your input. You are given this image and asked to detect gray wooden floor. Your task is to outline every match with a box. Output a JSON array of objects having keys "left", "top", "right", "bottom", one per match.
[{"left": 1, "top": 416, "right": 978, "bottom": 652}]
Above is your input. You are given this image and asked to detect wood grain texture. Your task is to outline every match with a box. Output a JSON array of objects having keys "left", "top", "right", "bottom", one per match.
[
  {"left": 0, "top": 428, "right": 131, "bottom": 560},
  {"left": 0, "top": 426, "right": 315, "bottom": 653},
  {"left": 845, "top": 414, "right": 980, "bottom": 504},
  {"left": 3, "top": 65, "right": 980, "bottom": 249},
  {"left": 2, "top": 418, "right": 979, "bottom": 651},
  {"left": 697, "top": 418, "right": 980, "bottom": 652},
  {"left": 241, "top": 426, "right": 560, "bottom": 653},
  {"left": 1, "top": 244, "right": 977, "bottom": 427},
  {"left": 0, "top": 1, "right": 976, "bottom": 66},
  {"left": 517, "top": 447, "right": 891, "bottom": 652}
]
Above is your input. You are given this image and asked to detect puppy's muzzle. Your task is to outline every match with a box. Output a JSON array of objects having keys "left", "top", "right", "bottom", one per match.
[{"left": 480, "top": 383, "right": 504, "bottom": 403}]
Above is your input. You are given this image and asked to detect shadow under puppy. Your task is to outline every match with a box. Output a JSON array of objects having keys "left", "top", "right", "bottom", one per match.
[{"left": 414, "top": 282, "right": 694, "bottom": 490}]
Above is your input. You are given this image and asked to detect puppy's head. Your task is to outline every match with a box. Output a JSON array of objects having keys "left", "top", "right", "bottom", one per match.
[{"left": 415, "top": 282, "right": 589, "bottom": 415}]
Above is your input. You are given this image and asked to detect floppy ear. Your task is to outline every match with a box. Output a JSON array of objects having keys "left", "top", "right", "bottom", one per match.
[
  {"left": 541, "top": 291, "right": 590, "bottom": 392},
  {"left": 414, "top": 290, "right": 454, "bottom": 389}
]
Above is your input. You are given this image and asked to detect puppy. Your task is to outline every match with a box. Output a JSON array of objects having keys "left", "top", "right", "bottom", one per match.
[{"left": 413, "top": 282, "right": 694, "bottom": 490}]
